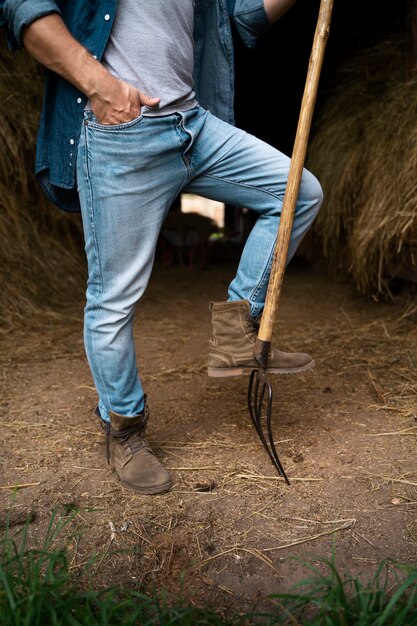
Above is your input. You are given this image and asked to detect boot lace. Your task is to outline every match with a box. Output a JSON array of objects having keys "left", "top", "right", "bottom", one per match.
[{"left": 105, "top": 407, "right": 150, "bottom": 463}]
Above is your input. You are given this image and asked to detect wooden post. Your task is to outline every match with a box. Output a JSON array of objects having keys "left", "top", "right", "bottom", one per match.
[{"left": 255, "top": 0, "right": 334, "bottom": 367}]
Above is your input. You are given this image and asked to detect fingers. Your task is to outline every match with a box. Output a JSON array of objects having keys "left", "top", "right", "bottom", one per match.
[
  {"left": 89, "top": 75, "right": 160, "bottom": 125},
  {"left": 138, "top": 90, "right": 160, "bottom": 109}
]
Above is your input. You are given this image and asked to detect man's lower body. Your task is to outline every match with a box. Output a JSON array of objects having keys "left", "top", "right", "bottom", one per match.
[{"left": 76, "top": 105, "right": 323, "bottom": 492}]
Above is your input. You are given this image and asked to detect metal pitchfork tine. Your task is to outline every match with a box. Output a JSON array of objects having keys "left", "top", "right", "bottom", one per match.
[
  {"left": 247, "top": 0, "right": 335, "bottom": 483},
  {"left": 248, "top": 369, "right": 290, "bottom": 484}
]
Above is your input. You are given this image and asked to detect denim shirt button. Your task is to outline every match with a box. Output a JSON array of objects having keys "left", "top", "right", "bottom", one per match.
[
  {"left": 77, "top": 97, "right": 82, "bottom": 104},
  {"left": 69, "top": 139, "right": 75, "bottom": 145},
  {"left": 104, "top": 14, "right": 110, "bottom": 20}
]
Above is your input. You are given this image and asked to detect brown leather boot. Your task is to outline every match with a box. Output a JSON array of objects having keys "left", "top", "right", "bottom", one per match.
[
  {"left": 99, "top": 404, "right": 172, "bottom": 495},
  {"left": 208, "top": 300, "right": 314, "bottom": 377}
]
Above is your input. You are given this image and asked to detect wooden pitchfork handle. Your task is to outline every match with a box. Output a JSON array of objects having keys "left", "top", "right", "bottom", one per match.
[{"left": 254, "top": 0, "right": 334, "bottom": 368}]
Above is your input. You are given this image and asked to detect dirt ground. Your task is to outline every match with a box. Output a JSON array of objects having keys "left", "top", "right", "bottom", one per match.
[{"left": 1, "top": 246, "right": 417, "bottom": 615}]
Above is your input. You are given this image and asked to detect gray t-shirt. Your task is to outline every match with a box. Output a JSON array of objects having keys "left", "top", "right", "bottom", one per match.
[{"left": 102, "top": 0, "right": 197, "bottom": 116}]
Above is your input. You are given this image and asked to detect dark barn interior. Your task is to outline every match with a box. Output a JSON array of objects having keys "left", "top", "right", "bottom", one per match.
[
  {"left": 225, "top": 0, "right": 410, "bottom": 242},
  {"left": 233, "top": 0, "right": 408, "bottom": 153}
]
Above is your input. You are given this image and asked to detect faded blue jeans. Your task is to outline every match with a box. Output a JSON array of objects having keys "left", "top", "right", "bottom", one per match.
[{"left": 76, "top": 106, "right": 322, "bottom": 422}]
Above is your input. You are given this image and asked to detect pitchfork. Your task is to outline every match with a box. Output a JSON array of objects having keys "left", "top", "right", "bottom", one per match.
[{"left": 248, "top": 0, "right": 335, "bottom": 484}]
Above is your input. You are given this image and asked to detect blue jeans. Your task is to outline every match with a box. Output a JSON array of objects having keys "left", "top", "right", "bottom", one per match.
[{"left": 76, "top": 106, "right": 322, "bottom": 421}]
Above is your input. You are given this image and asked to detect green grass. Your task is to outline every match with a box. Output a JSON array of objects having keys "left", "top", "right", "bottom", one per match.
[
  {"left": 0, "top": 511, "right": 233, "bottom": 626},
  {"left": 1, "top": 512, "right": 416, "bottom": 625},
  {"left": 265, "top": 556, "right": 417, "bottom": 625}
]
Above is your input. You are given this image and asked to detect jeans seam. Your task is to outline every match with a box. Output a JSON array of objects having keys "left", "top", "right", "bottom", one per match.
[
  {"left": 177, "top": 114, "right": 195, "bottom": 183},
  {"left": 201, "top": 173, "right": 285, "bottom": 203},
  {"left": 249, "top": 235, "right": 276, "bottom": 305},
  {"left": 84, "top": 126, "right": 113, "bottom": 413}
]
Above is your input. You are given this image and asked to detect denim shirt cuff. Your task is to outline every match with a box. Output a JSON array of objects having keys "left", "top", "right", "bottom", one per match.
[
  {"left": 3, "top": 0, "right": 61, "bottom": 49},
  {"left": 233, "top": 0, "right": 271, "bottom": 49}
]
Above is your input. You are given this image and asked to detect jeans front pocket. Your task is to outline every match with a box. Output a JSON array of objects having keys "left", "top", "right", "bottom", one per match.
[{"left": 83, "top": 110, "right": 144, "bottom": 131}]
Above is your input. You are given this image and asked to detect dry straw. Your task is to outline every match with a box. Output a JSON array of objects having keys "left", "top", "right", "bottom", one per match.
[
  {"left": 0, "top": 41, "right": 84, "bottom": 332},
  {"left": 308, "top": 34, "right": 417, "bottom": 298}
]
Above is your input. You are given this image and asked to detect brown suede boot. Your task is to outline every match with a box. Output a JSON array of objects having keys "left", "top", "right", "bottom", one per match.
[
  {"left": 99, "top": 404, "right": 172, "bottom": 495},
  {"left": 208, "top": 300, "right": 314, "bottom": 377}
]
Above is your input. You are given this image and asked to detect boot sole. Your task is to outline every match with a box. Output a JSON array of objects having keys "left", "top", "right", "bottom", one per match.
[
  {"left": 118, "top": 475, "right": 172, "bottom": 495},
  {"left": 207, "top": 360, "right": 315, "bottom": 378},
  {"left": 110, "top": 466, "right": 172, "bottom": 495},
  {"left": 120, "top": 479, "right": 172, "bottom": 495}
]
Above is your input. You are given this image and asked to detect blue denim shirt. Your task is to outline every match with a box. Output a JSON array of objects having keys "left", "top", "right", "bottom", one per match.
[{"left": 0, "top": 0, "right": 270, "bottom": 211}]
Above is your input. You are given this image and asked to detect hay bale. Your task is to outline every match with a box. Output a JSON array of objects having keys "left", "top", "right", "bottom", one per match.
[
  {"left": 0, "top": 40, "right": 84, "bottom": 331},
  {"left": 307, "top": 35, "right": 417, "bottom": 297}
]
